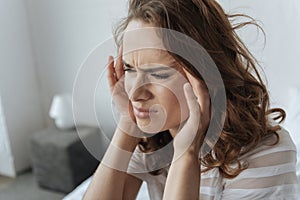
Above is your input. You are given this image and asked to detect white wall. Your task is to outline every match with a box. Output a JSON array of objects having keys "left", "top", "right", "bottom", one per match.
[
  {"left": 0, "top": 0, "right": 45, "bottom": 176},
  {"left": 218, "top": 0, "right": 300, "bottom": 109},
  {"left": 25, "top": 0, "right": 127, "bottom": 132}
]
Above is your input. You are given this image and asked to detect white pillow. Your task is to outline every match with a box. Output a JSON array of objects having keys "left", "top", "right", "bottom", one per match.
[{"left": 283, "top": 87, "right": 300, "bottom": 177}]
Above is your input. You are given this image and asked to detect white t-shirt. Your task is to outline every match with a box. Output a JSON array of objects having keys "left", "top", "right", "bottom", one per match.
[{"left": 127, "top": 126, "right": 299, "bottom": 200}]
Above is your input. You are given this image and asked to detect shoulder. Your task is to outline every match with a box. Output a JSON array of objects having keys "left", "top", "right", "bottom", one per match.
[
  {"left": 241, "top": 125, "right": 296, "bottom": 163},
  {"left": 221, "top": 126, "right": 299, "bottom": 199}
]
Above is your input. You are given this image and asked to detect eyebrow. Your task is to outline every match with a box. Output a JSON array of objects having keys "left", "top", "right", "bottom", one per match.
[{"left": 123, "top": 60, "right": 174, "bottom": 73}]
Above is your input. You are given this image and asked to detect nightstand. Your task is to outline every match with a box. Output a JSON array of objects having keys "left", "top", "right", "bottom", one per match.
[{"left": 30, "top": 126, "right": 100, "bottom": 193}]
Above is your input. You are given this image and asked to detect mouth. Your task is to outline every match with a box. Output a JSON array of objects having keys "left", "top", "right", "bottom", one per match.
[{"left": 133, "top": 107, "right": 158, "bottom": 119}]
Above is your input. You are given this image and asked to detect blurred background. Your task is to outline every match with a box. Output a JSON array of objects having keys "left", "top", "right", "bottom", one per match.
[{"left": 0, "top": 0, "right": 299, "bottom": 199}]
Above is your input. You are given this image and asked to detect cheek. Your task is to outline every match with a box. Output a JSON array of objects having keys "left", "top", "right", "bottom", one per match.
[
  {"left": 160, "top": 77, "right": 189, "bottom": 117},
  {"left": 156, "top": 85, "right": 189, "bottom": 123},
  {"left": 124, "top": 76, "right": 132, "bottom": 95}
]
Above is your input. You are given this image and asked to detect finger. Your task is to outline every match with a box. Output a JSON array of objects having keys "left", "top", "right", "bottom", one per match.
[
  {"left": 107, "top": 56, "right": 117, "bottom": 92},
  {"left": 182, "top": 68, "right": 210, "bottom": 118},
  {"left": 182, "top": 68, "right": 202, "bottom": 98},
  {"left": 183, "top": 83, "right": 200, "bottom": 125},
  {"left": 115, "top": 46, "right": 124, "bottom": 80},
  {"left": 173, "top": 83, "right": 201, "bottom": 147}
]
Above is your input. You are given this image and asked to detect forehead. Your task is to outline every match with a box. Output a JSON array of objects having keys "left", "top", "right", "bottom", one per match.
[
  {"left": 122, "top": 20, "right": 176, "bottom": 67},
  {"left": 123, "top": 49, "right": 176, "bottom": 67},
  {"left": 123, "top": 20, "right": 165, "bottom": 49}
]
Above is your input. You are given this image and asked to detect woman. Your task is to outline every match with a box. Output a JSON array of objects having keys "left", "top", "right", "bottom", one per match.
[{"left": 84, "top": 0, "right": 298, "bottom": 199}]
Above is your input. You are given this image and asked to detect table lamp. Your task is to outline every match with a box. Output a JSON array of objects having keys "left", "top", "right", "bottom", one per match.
[{"left": 49, "top": 94, "right": 75, "bottom": 130}]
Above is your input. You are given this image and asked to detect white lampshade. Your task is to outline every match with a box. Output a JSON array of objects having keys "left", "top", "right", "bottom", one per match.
[{"left": 49, "top": 94, "right": 75, "bottom": 129}]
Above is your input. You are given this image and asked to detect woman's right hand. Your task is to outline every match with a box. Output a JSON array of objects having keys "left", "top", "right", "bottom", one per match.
[
  {"left": 108, "top": 47, "right": 129, "bottom": 116},
  {"left": 107, "top": 47, "right": 142, "bottom": 138},
  {"left": 102, "top": 47, "right": 141, "bottom": 171}
]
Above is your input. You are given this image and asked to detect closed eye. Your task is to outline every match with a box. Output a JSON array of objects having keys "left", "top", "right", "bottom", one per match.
[
  {"left": 123, "top": 65, "right": 136, "bottom": 73},
  {"left": 151, "top": 73, "right": 170, "bottom": 79}
]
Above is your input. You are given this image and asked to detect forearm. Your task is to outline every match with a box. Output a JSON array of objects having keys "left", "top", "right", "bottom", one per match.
[
  {"left": 163, "top": 151, "right": 201, "bottom": 200},
  {"left": 83, "top": 126, "right": 139, "bottom": 200},
  {"left": 83, "top": 164, "right": 125, "bottom": 200}
]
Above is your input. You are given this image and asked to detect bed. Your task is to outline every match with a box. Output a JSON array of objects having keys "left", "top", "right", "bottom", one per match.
[{"left": 62, "top": 177, "right": 150, "bottom": 200}]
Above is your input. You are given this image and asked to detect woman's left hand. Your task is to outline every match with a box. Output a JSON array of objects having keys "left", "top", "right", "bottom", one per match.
[{"left": 173, "top": 69, "right": 211, "bottom": 160}]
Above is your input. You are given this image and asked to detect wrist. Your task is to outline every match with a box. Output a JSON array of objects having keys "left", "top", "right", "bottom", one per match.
[
  {"left": 111, "top": 127, "right": 140, "bottom": 152},
  {"left": 173, "top": 148, "right": 200, "bottom": 164},
  {"left": 117, "top": 116, "right": 143, "bottom": 138},
  {"left": 101, "top": 141, "right": 136, "bottom": 172},
  {"left": 103, "top": 125, "right": 140, "bottom": 172}
]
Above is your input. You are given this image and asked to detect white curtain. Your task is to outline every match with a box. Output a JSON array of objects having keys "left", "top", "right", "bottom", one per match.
[{"left": 0, "top": 95, "right": 15, "bottom": 177}]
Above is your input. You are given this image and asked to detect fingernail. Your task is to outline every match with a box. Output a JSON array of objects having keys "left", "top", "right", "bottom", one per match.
[{"left": 184, "top": 82, "right": 192, "bottom": 91}]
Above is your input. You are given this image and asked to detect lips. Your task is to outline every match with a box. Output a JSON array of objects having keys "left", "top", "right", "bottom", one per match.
[{"left": 133, "top": 107, "right": 157, "bottom": 119}]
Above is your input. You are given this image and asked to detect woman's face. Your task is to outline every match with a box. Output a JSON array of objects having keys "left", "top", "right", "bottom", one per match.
[{"left": 122, "top": 20, "right": 190, "bottom": 134}]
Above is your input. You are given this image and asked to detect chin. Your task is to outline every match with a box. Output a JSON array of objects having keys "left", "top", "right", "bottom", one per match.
[
  {"left": 136, "top": 119, "right": 167, "bottom": 134},
  {"left": 137, "top": 119, "right": 181, "bottom": 136},
  {"left": 138, "top": 124, "right": 166, "bottom": 134}
]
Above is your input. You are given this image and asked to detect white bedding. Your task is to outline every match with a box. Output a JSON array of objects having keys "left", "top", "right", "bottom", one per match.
[{"left": 62, "top": 176, "right": 150, "bottom": 200}]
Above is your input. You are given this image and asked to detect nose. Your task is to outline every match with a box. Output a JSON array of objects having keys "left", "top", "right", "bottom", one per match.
[{"left": 129, "top": 73, "right": 153, "bottom": 102}]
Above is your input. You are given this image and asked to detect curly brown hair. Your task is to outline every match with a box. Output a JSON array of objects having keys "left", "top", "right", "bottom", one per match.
[{"left": 114, "top": 0, "right": 285, "bottom": 178}]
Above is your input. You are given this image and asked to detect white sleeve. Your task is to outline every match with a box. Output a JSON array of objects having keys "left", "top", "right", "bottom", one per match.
[{"left": 221, "top": 128, "right": 299, "bottom": 199}]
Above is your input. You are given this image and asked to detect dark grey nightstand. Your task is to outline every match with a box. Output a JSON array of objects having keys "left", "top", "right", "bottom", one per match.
[{"left": 30, "top": 126, "right": 101, "bottom": 193}]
